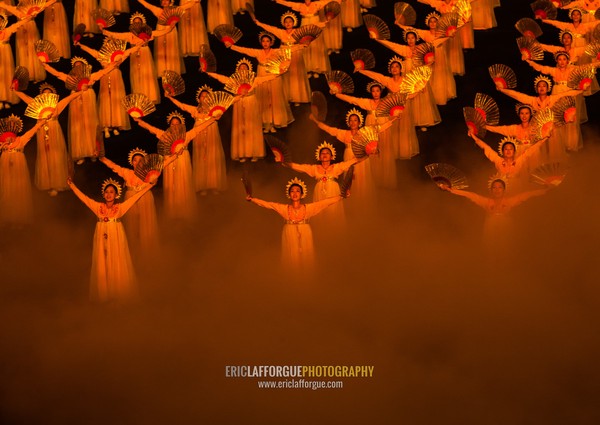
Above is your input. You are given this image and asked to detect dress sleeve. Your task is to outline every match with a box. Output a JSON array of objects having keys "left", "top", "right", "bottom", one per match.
[
  {"left": 288, "top": 163, "right": 317, "bottom": 177},
  {"left": 499, "top": 89, "right": 536, "bottom": 106},
  {"left": 117, "top": 184, "right": 153, "bottom": 216},
  {"left": 250, "top": 198, "right": 288, "bottom": 219},
  {"left": 486, "top": 125, "right": 517, "bottom": 137},
  {"left": 68, "top": 182, "right": 100, "bottom": 214},
  {"left": 230, "top": 45, "right": 260, "bottom": 58},
  {"left": 377, "top": 39, "right": 410, "bottom": 57},
  {"left": 305, "top": 196, "right": 342, "bottom": 218}
]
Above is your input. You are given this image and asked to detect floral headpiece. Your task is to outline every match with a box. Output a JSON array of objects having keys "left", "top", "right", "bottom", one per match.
[
  {"left": 71, "top": 56, "right": 89, "bottom": 67},
  {"left": 130, "top": 12, "right": 146, "bottom": 25},
  {"left": 534, "top": 74, "right": 553, "bottom": 92},
  {"left": 366, "top": 80, "right": 384, "bottom": 93},
  {"left": 286, "top": 177, "right": 307, "bottom": 199},
  {"left": 487, "top": 174, "right": 508, "bottom": 190},
  {"left": 387, "top": 55, "right": 403, "bottom": 74},
  {"left": 568, "top": 7, "right": 586, "bottom": 20},
  {"left": 166, "top": 111, "right": 185, "bottom": 126},
  {"left": 258, "top": 31, "right": 275, "bottom": 44},
  {"left": 196, "top": 84, "right": 213, "bottom": 103},
  {"left": 558, "top": 29, "right": 574, "bottom": 44},
  {"left": 497, "top": 136, "right": 518, "bottom": 156},
  {"left": 315, "top": 141, "right": 336, "bottom": 161},
  {"left": 39, "top": 83, "right": 57, "bottom": 94},
  {"left": 553, "top": 50, "right": 570, "bottom": 62},
  {"left": 345, "top": 108, "right": 364, "bottom": 127},
  {"left": 280, "top": 11, "right": 298, "bottom": 27},
  {"left": 402, "top": 29, "right": 420, "bottom": 43},
  {"left": 101, "top": 178, "right": 122, "bottom": 199},
  {"left": 128, "top": 147, "right": 147, "bottom": 166},
  {"left": 515, "top": 103, "right": 534, "bottom": 116},
  {"left": 425, "top": 12, "right": 441, "bottom": 26},
  {"left": 235, "top": 58, "right": 253, "bottom": 73}
]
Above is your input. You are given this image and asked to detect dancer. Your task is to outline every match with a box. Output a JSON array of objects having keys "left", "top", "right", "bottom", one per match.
[
  {"left": 43, "top": 0, "right": 70, "bottom": 58},
  {"left": 179, "top": 0, "right": 209, "bottom": 56},
  {"left": 0, "top": 11, "right": 30, "bottom": 108}
]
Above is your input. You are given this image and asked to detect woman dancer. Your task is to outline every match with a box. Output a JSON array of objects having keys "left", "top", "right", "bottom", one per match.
[{"left": 0, "top": 12, "right": 30, "bottom": 108}]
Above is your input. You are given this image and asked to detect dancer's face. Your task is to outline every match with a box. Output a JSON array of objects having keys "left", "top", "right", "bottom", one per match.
[
  {"left": 502, "top": 143, "right": 515, "bottom": 159},
  {"left": 390, "top": 62, "right": 401, "bottom": 76},
  {"left": 536, "top": 81, "right": 549, "bottom": 95},
  {"left": 561, "top": 33, "right": 572, "bottom": 47},
  {"left": 518, "top": 108, "right": 531, "bottom": 124},
  {"left": 161, "top": 0, "right": 171, "bottom": 7},
  {"left": 199, "top": 91, "right": 209, "bottom": 103},
  {"left": 556, "top": 55, "right": 568, "bottom": 68},
  {"left": 348, "top": 115, "right": 360, "bottom": 130},
  {"left": 491, "top": 181, "right": 505, "bottom": 198},
  {"left": 370, "top": 86, "right": 382, "bottom": 100},
  {"left": 319, "top": 148, "right": 332, "bottom": 162},
  {"left": 261, "top": 37, "right": 272, "bottom": 49},
  {"left": 289, "top": 185, "right": 302, "bottom": 201},
  {"left": 169, "top": 118, "right": 182, "bottom": 127},
  {"left": 132, "top": 17, "right": 143, "bottom": 25},
  {"left": 283, "top": 17, "right": 294, "bottom": 29},
  {"left": 41, "top": 88, "right": 53, "bottom": 94},
  {"left": 428, "top": 18, "right": 438, "bottom": 29},
  {"left": 571, "top": 10, "right": 581, "bottom": 23},
  {"left": 132, "top": 154, "right": 143, "bottom": 169},
  {"left": 238, "top": 63, "right": 250, "bottom": 72},
  {"left": 103, "top": 186, "right": 117, "bottom": 202},
  {"left": 406, "top": 33, "right": 417, "bottom": 46}
]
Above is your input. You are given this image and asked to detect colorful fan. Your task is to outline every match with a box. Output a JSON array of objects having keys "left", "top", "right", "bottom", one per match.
[
  {"left": 515, "top": 17, "right": 542, "bottom": 39},
  {"left": 224, "top": 70, "right": 255, "bottom": 95},
  {"left": 157, "top": 6, "right": 184, "bottom": 26},
  {"left": 204, "top": 91, "right": 235, "bottom": 118},
  {"left": 91, "top": 8, "right": 116, "bottom": 28},
  {"left": 463, "top": 106, "right": 487, "bottom": 137},
  {"left": 198, "top": 44, "right": 217, "bottom": 73},
  {"left": 567, "top": 64, "right": 596, "bottom": 90},
  {"left": 551, "top": 96, "right": 576, "bottom": 126},
  {"left": 351, "top": 126, "right": 380, "bottom": 159},
  {"left": 363, "top": 14, "right": 390, "bottom": 40},
  {"left": 161, "top": 70, "right": 185, "bottom": 96},
  {"left": 24, "top": 93, "right": 59, "bottom": 120},
  {"left": 213, "top": 24, "right": 243, "bottom": 46},
  {"left": 65, "top": 64, "right": 92, "bottom": 92},
  {"left": 454, "top": 0, "right": 472, "bottom": 25},
  {"left": 530, "top": 162, "right": 567, "bottom": 187},
  {"left": 425, "top": 163, "right": 469, "bottom": 190},
  {"left": 436, "top": 12, "right": 460, "bottom": 38},
  {"left": 323, "top": 1, "right": 342, "bottom": 21},
  {"left": 376, "top": 92, "right": 407, "bottom": 118},
  {"left": 72, "top": 23, "right": 86, "bottom": 44},
  {"left": 517, "top": 37, "right": 544, "bottom": 61},
  {"left": 394, "top": 2, "right": 417, "bottom": 26},
  {"left": 158, "top": 125, "right": 187, "bottom": 156},
  {"left": 264, "top": 49, "right": 292, "bottom": 75},
  {"left": 0, "top": 114, "right": 24, "bottom": 144},
  {"left": 264, "top": 135, "right": 292, "bottom": 163},
  {"left": 291, "top": 24, "right": 323, "bottom": 45},
  {"left": 311, "top": 91, "right": 328, "bottom": 121},
  {"left": 130, "top": 23, "right": 153, "bottom": 41},
  {"left": 98, "top": 38, "right": 128, "bottom": 63},
  {"left": 488, "top": 64, "right": 517, "bottom": 89},
  {"left": 550, "top": 0, "right": 571, "bottom": 7},
  {"left": 530, "top": 107, "right": 554, "bottom": 140},
  {"left": 474, "top": 93, "right": 500, "bottom": 125},
  {"left": 585, "top": 42, "right": 600, "bottom": 61},
  {"left": 339, "top": 164, "right": 354, "bottom": 198},
  {"left": 531, "top": 0, "right": 557, "bottom": 20},
  {"left": 325, "top": 70, "right": 354, "bottom": 94},
  {"left": 122, "top": 93, "right": 156, "bottom": 118},
  {"left": 350, "top": 48, "right": 375, "bottom": 72},
  {"left": 134, "top": 153, "right": 164, "bottom": 184},
  {"left": 412, "top": 42, "right": 435, "bottom": 66},
  {"left": 398, "top": 66, "right": 432, "bottom": 95},
  {"left": 11, "top": 66, "right": 29, "bottom": 92},
  {"left": 17, "top": 0, "right": 45, "bottom": 16},
  {"left": 35, "top": 40, "right": 60, "bottom": 63}
]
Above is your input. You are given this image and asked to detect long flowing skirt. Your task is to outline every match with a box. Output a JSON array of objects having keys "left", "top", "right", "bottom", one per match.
[
  {"left": 0, "top": 43, "right": 18, "bottom": 105},
  {"left": 472, "top": 0, "right": 497, "bottom": 30},
  {"left": 341, "top": 0, "right": 363, "bottom": 29},
  {"left": 99, "top": 0, "right": 129, "bottom": 13},
  {"left": 459, "top": 20, "right": 475, "bottom": 49},
  {"left": 179, "top": 0, "right": 209, "bottom": 56},
  {"left": 323, "top": 15, "right": 342, "bottom": 52},
  {"left": 35, "top": 119, "right": 69, "bottom": 192},
  {"left": 391, "top": 99, "right": 420, "bottom": 159},
  {"left": 255, "top": 69, "right": 294, "bottom": 130},
  {"left": 370, "top": 124, "right": 397, "bottom": 189},
  {"left": 231, "top": 0, "right": 253, "bottom": 14},
  {"left": 97, "top": 68, "right": 130, "bottom": 130},
  {"left": 344, "top": 144, "right": 375, "bottom": 202},
  {"left": 412, "top": 82, "right": 441, "bottom": 127},
  {"left": 282, "top": 46, "right": 311, "bottom": 103},
  {"left": 153, "top": 24, "right": 185, "bottom": 75},
  {"left": 68, "top": 89, "right": 99, "bottom": 160},
  {"left": 281, "top": 223, "right": 314, "bottom": 272},
  {"left": 74, "top": 0, "right": 100, "bottom": 34},
  {"left": 43, "top": 2, "right": 71, "bottom": 59},
  {"left": 16, "top": 21, "right": 45, "bottom": 82},
  {"left": 192, "top": 120, "right": 227, "bottom": 192},
  {"left": 130, "top": 46, "right": 160, "bottom": 104},
  {"left": 163, "top": 150, "right": 197, "bottom": 221},
  {"left": 301, "top": 15, "right": 330, "bottom": 74},
  {"left": 0, "top": 151, "right": 33, "bottom": 225},
  {"left": 207, "top": 0, "right": 233, "bottom": 33},
  {"left": 430, "top": 44, "right": 456, "bottom": 105},
  {"left": 447, "top": 35, "right": 465, "bottom": 76},
  {"left": 230, "top": 94, "right": 265, "bottom": 160},
  {"left": 311, "top": 176, "right": 345, "bottom": 229},
  {"left": 90, "top": 221, "right": 137, "bottom": 302},
  {"left": 123, "top": 189, "right": 159, "bottom": 256}
]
